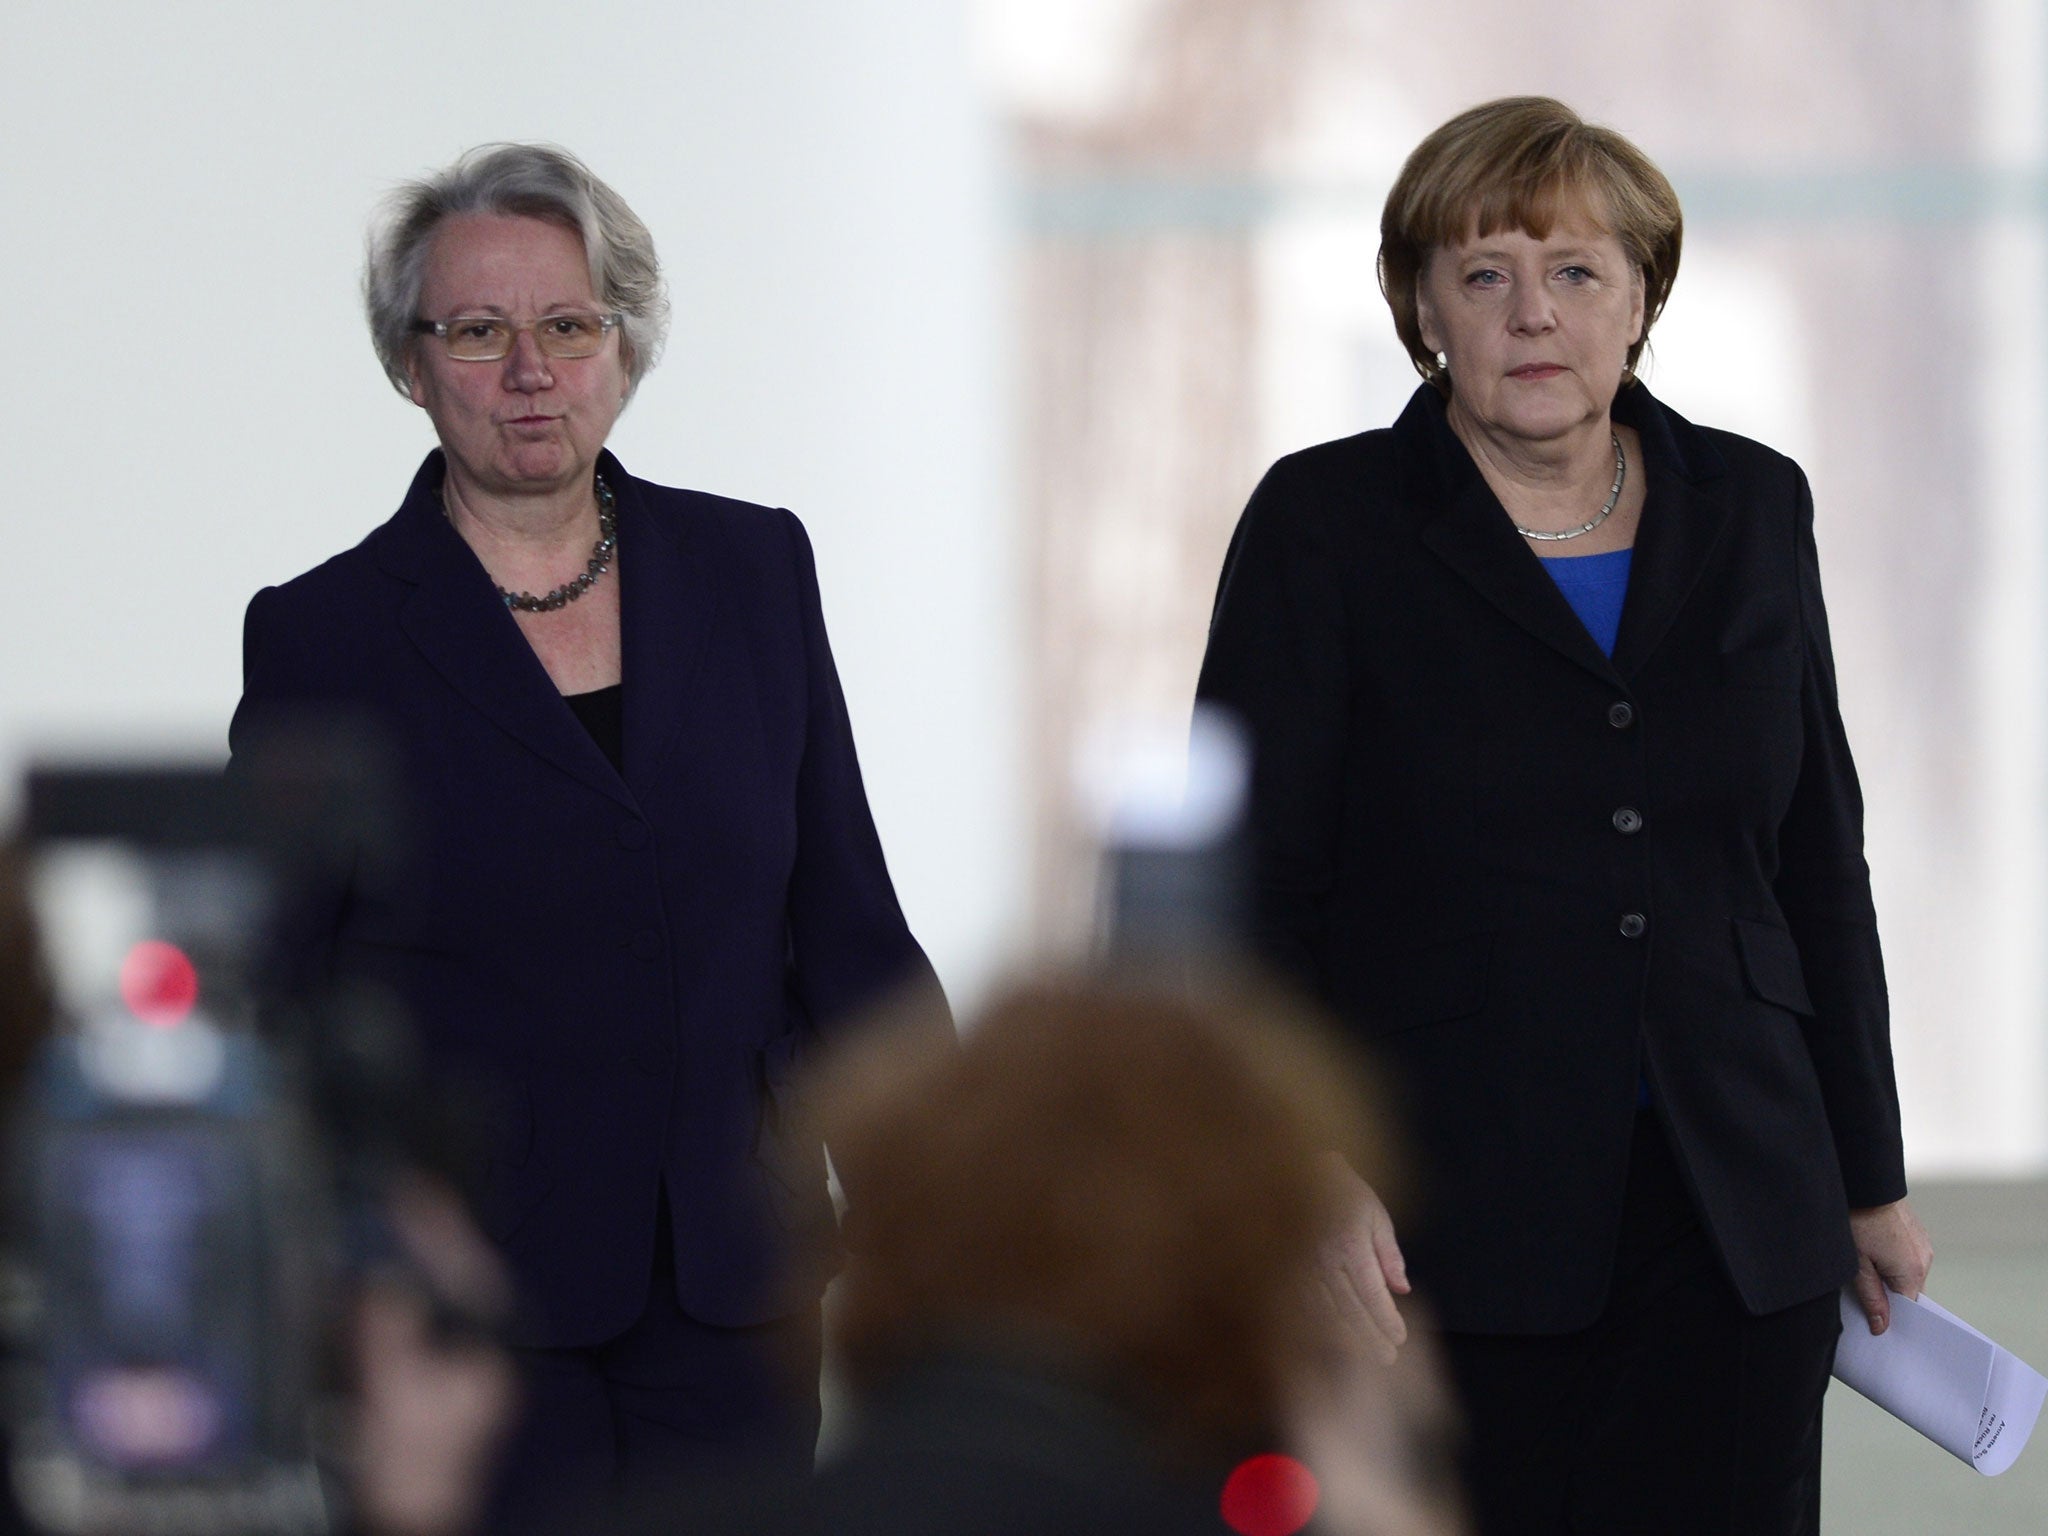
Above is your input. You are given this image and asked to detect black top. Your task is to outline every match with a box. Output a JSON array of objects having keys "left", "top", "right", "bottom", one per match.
[
  {"left": 615, "top": 1352, "right": 1239, "bottom": 1536},
  {"left": 564, "top": 683, "right": 623, "bottom": 772}
]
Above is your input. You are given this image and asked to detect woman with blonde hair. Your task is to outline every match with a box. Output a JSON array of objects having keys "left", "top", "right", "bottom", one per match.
[{"left": 1198, "top": 97, "right": 1928, "bottom": 1534}]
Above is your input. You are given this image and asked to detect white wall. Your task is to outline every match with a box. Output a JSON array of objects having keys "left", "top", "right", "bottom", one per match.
[{"left": 0, "top": 0, "right": 1024, "bottom": 1005}]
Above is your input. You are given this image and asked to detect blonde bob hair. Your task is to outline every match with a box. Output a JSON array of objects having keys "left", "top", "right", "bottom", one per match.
[{"left": 1378, "top": 97, "right": 1683, "bottom": 396}]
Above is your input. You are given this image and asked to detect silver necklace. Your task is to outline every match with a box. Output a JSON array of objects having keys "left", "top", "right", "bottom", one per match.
[
  {"left": 1514, "top": 434, "right": 1625, "bottom": 542},
  {"left": 493, "top": 476, "right": 619, "bottom": 612}
]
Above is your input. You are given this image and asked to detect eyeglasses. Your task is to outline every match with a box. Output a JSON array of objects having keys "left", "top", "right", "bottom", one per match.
[{"left": 411, "top": 311, "right": 623, "bottom": 362}]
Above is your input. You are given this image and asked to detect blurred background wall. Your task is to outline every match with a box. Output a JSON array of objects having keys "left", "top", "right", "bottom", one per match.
[{"left": 3, "top": 0, "right": 2044, "bottom": 1176}]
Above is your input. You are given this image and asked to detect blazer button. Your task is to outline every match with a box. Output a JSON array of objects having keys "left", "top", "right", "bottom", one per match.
[
  {"left": 617, "top": 821, "right": 651, "bottom": 851},
  {"left": 1608, "top": 701, "right": 1635, "bottom": 729},
  {"left": 1612, "top": 806, "right": 1643, "bottom": 835},
  {"left": 630, "top": 930, "right": 663, "bottom": 962},
  {"left": 1618, "top": 912, "right": 1648, "bottom": 939}
]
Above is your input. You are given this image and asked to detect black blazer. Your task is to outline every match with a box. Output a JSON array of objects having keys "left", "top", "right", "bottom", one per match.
[
  {"left": 230, "top": 449, "right": 945, "bottom": 1346},
  {"left": 1196, "top": 383, "right": 1906, "bottom": 1334}
]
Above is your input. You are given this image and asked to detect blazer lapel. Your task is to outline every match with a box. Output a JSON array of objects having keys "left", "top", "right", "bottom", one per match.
[
  {"left": 1608, "top": 387, "right": 1733, "bottom": 679},
  {"left": 609, "top": 454, "right": 720, "bottom": 795},
  {"left": 1608, "top": 476, "right": 1731, "bottom": 678},
  {"left": 376, "top": 453, "right": 635, "bottom": 809},
  {"left": 1402, "top": 392, "right": 1619, "bottom": 683}
]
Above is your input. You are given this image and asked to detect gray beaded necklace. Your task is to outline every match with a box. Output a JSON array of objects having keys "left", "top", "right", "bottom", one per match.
[
  {"left": 1514, "top": 434, "right": 1626, "bottom": 543},
  {"left": 495, "top": 476, "right": 619, "bottom": 612}
]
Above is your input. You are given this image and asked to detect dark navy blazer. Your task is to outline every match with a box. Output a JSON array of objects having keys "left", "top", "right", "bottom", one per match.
[
  {"left": 1197, "top": 383, "right": 1907, "bottom": 1334},
  {"left": 231, "top": 449, "right": 946, "bottom": 1346}
]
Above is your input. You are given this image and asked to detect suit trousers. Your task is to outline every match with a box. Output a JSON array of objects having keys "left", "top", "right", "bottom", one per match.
[
  {"left": 488, "top": 1193, "right": 823, "bottom": 1534},
  {"left": 1440, "top": 1111, "right": 1842, "bottom": 1536}
]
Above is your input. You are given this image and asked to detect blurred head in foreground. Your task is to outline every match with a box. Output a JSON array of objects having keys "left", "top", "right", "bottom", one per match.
[
  {"left": 823, "top": 968, "right": 1393, "bottom": 1452},
  {"left": 632, "top": 970, "right": 1465, "bottom": 1536}
]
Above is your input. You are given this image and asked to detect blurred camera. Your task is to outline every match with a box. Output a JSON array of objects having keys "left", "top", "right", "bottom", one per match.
[{"left": 6, "top": 765, "right": 333, "bottom": 1533}]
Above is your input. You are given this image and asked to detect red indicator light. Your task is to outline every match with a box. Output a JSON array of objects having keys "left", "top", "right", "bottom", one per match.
[
  {"left": 118, "top": 941, "right": 199, "bottom": 1027},
  {"left": 1221, "top": 1453, "right": 1319, "bottom": 1536}
]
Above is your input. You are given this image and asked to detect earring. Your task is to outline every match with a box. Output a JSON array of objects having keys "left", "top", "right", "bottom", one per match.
[{"left": 1435, "top": 351, "right": 1449, "bottom": 372}]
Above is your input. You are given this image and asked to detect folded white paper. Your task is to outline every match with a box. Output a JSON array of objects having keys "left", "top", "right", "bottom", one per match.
[{"left": 1831, "top": 1287, "right": 2048, "bottom": 1476}]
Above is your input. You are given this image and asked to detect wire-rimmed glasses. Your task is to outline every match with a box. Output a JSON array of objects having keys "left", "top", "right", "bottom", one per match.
[{"left": 411, "top": 311, "right": 623, "bottom": 362}]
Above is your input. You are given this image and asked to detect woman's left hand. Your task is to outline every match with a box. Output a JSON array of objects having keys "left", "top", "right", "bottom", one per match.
[
  {"left": 1314, "top": 1154, "right": 1412, "bottom": 1364},
  {"left": 1847, "top": 1197, "right": 1933, "bottom": 1335}
]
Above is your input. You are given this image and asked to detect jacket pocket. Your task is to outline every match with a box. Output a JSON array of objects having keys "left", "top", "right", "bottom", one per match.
[
  {"left": 1732, "top": 917, "right": 1815, "bottom": 1015},
  {"left": 1370, "top": 932, "right": 1493, "bottom": 1035}
]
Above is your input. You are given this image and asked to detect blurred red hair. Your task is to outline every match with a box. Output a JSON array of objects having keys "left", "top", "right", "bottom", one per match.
[{"left": 817, "top": 969, "right": 1398, "bottom": 1450}]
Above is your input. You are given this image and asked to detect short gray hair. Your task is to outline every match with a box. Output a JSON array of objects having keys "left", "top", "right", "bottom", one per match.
[{"left": 364, "top": 143, "right": 669, "bottom": 398}]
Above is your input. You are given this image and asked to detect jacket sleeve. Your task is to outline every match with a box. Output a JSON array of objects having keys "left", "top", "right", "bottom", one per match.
[
  {"left": 1193, "top": 460, "right": 1352, "bottom": 996},
  {"left": 228, "top": 584, "right": 356, "bottom": 759},
  {"left": 1774, "top": 469, "right": 1908, "bottom": 1208},
  {"left": 778, "top": 511, "right": 950, "bottom": 1046},
  {"left": 227, "top": 585, "right": 286, "bottom": 761},
  {"left": 225, "top": 584, "right": 361, "bottom": 993}
]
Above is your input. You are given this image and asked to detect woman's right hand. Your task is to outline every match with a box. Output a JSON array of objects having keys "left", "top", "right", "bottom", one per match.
[{"left": 1317, "top": 1153, "right": 1413, "bottom": 1363}]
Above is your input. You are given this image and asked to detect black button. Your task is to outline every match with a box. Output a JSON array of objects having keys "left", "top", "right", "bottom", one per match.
[
  {"left": 1612, "top": 806, "right": 1643, "bottom": 835},
  {"left": 617, "top": 821, "right": 650, "bottom": 851},
  {"left": 1618, "top": 912, "right": 1647, "bottom": 939},
  {"left": 1608, "top": 701, "right": 1635, "bottom": 729}
]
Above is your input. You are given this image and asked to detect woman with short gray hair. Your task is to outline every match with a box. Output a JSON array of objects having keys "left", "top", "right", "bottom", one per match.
[
  {"left": 363, "top": 143, "right": 669, "bottom": 398},
  {"left": 231, "top": 142, "right": 947, "bottom": 1527}
]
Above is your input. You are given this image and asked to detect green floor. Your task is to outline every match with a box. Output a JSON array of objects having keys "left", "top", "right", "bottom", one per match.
[{"left": 1822, "top": 1178, "right": 2048, "bottom": 1533}]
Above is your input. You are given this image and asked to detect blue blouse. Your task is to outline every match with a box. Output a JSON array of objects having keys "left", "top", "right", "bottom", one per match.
[{"left": 1538, "top": 546, "right": 1633, "bottom": 657}]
